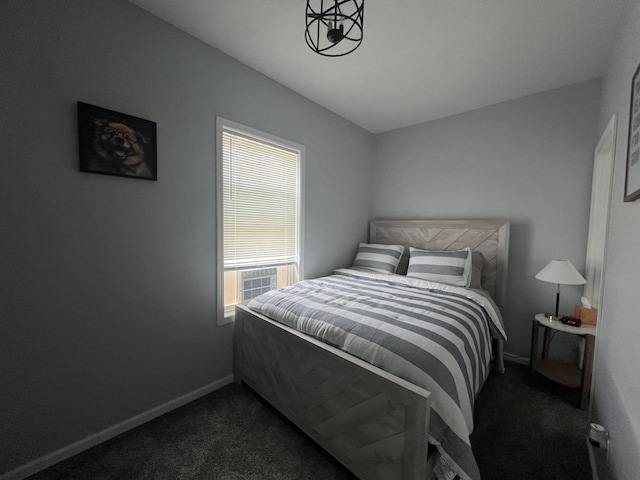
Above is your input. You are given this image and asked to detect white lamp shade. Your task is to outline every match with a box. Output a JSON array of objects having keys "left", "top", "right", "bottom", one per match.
[{"left": 535, "top": 259, "right": 586, "bottom": 285}]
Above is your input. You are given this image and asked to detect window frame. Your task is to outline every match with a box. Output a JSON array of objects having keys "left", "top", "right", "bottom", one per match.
[{"left": 216, "top": 117, "right": 305, "bottom": 325}]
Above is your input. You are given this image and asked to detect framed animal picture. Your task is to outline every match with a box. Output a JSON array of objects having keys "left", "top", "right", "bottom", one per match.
[{"left": 77, "top": 102, "right": 157, "bottom": 181}]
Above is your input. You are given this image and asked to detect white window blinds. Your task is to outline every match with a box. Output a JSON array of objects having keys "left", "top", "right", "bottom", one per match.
[{"left": 222, "top": 129, "right": 300, "bottom": 269}]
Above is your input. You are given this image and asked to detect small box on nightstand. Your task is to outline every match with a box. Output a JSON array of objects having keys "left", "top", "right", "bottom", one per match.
[{"left": 574, "top": 306, "right": 598, "bottom": 326}]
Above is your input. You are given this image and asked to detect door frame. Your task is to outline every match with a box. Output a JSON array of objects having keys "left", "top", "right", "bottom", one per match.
[{"left": 586, "top": 114, "right": 616, "bottom": 480}]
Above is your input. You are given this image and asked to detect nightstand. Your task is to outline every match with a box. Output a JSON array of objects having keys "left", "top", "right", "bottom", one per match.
[{"left": 529, "top": 313, "right": 596, "bottom": 409}]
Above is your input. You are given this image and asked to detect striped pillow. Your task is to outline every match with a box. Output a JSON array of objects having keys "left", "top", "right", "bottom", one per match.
[
  {"left": 352, "top": 243, "right": 405, "bottom": 274},
  {"left": 406, "top": 247, "right": 472, "bottom": 287}
]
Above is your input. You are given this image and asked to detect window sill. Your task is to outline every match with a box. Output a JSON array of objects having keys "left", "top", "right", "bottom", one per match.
[{"left": 218, "top": 309, "right": 236, "bottom": 326}]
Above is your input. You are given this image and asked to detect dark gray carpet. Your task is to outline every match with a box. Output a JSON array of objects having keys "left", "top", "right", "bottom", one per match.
[
  {"left": 28, "top": 363, "right": 590, "bottom": 480},
  {"left": 471, "top": 363, "right": 590, "bottom": 480}
]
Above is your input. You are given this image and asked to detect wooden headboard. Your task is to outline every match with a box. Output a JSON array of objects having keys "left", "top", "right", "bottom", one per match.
[{"left": 370, "top": 219, "right": 510, "bottom": 308}]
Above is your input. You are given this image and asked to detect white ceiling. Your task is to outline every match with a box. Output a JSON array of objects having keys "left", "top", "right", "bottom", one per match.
[{"left": 131, "top": 0, "right": 632, "bottom": 134}]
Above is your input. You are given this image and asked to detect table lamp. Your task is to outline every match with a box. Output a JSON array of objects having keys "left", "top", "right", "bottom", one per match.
[{"left": 535, "top": 259, "right": 586, "bottom": 320}]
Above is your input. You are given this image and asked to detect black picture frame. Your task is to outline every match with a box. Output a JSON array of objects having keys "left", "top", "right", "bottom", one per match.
[
  {"left": 625, "top": 63, "right": 640, "bottom": 202},
  {"left": 77, "top": 102, "right": 157, "bottom": 181}
]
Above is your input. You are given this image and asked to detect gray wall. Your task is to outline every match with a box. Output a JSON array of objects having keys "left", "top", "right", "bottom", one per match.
[
  {"left": 592, "top": 1, "right": 640, "bottom": 477},
  {"left": 0, "top": 1, "right": 372, "bottom": 473},
  {"left": 371, "top": 80, "right": 602, "bottom": 358}
]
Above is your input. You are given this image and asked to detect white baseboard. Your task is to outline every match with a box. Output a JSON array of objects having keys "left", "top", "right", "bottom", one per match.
[
  {"left": 1, "top": 374, "right": 234, "bottom": 480},
  {"left": 503, "top": 352, "right": 530, "bottom": 366}
]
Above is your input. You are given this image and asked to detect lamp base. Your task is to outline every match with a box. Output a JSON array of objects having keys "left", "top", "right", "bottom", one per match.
[{"left": 543, "top": 312, "right": 563, "bottom": 321}]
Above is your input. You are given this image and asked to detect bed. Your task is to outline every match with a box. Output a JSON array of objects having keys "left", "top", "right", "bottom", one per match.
[{"left": 233, "top": 219, "right": 510, "bottom": 480}]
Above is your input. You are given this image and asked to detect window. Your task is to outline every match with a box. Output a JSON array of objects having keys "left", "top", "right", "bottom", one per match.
[{"left": 216, "top": 118, "right": 304, "bottom": 324}]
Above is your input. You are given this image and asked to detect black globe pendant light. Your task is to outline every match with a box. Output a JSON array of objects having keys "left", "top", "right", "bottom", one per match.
[{"left": 305, "top": 0, "right": 365, "bottom": 57}]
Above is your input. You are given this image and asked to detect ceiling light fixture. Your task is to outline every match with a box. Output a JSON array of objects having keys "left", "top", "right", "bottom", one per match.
[{"left": 305, "top": 0, "right": 365, "bottom": 57}]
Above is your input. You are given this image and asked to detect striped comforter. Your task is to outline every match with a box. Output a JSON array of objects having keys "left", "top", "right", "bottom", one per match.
[{"left": 247, "top": 268, "right": 506, "bottom": 480}]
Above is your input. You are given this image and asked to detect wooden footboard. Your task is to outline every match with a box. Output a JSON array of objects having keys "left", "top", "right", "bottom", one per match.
[{"left": 234, "top": 305, "right": 433, "bottom": 480}]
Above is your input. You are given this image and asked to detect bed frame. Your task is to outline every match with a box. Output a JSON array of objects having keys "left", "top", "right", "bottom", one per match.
[{"left": 234, "top": 219, "right": 510, "bottom": 480}]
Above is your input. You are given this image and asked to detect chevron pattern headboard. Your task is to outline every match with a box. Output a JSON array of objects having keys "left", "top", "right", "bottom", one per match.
[{"left": 370, "top": 219, "right": 510, "bottom": 308}]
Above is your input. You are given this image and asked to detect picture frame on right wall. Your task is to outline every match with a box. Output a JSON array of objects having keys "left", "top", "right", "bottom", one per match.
[{"left": 625, "top": 63, "right": 640, "bottom": 202}]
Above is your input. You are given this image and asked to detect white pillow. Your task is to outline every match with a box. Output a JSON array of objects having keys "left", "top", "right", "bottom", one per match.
[
  {"left": 406, "top": 247, "right": 472, "bottom": 287},
  {"left": 352, "top": 243, "right": 405, "bottom": 274}
]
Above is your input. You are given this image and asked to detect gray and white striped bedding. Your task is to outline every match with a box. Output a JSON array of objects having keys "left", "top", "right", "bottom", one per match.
[{"left": 247, "top": 268, "right": 506, "bottom": 480}]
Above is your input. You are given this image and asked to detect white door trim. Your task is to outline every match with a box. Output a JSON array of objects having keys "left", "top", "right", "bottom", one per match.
[{"left": 585, "top": 113, "right": 616, "bottom": 415}]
